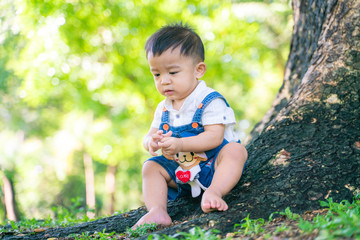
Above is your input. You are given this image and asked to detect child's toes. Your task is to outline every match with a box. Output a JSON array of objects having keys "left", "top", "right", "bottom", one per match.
[
  {"left": 202, "top": 200, "right": 211, "bottom": 210},
  {"left": 220, "top": 202, "right": 228, "bottom": 211},
  {"left": 223, "top": 204, "right": 228, "bottom": 211},
  {"left": 209, "top": 200, "right": 216, "bottom": 209}
]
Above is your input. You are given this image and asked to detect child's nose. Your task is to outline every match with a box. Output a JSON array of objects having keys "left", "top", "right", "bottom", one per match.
[{"left": 161, "top": 75, "right": 171, "bottom": 84}]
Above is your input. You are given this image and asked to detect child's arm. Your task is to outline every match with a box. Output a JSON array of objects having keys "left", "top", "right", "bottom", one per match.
[{"left": 159, "top": 124, "right": 225, "bottom": 159}]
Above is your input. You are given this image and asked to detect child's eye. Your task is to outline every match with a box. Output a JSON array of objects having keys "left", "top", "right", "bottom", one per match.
[
  {"left": 170, "top": 72, "right": 178, "bottom": 75},
  {"left": 153, "top": 73, "right": 160, "bottom": 77}
]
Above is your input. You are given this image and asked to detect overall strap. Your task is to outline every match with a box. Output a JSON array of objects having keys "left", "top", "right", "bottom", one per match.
[
  {"left": 191, "top": 91, "right": 229, "bottom": 125},
  {"left": 160, "top": 107, "right": 171, "bottom": 133}
]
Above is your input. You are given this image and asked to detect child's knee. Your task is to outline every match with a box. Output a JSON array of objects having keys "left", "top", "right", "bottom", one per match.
[
  {"left": 219, "top": 142, "right": 247, "bottom": 165},
  {"left": 142, "top": 161, "right": 172, "bottom": 181},
  {"left": 142, "top": 161, "right": 161, "bottom": 176},
  {"left": 234, "top": 143, "right": 248, "bottom": 163}
]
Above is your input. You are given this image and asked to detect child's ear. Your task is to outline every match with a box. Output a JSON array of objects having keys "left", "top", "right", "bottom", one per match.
[{"left": 195, "top": 62, "right": 206, "bottom": 78}]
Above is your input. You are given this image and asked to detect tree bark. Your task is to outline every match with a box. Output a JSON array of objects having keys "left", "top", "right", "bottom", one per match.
[
  {"left": 247, "top": 0, "right": 353, "bottom": 143},
  {"left": 2, "top": 0, "right": 359, "bottom": 239}
]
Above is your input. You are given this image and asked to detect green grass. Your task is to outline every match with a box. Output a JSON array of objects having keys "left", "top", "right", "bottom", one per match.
[
  {"left": 231, "top": 194, "right": 360, "bottom": 240},
  {"left": 1, "top": 195, "right": 359, "bottom": 239},
  {"left": 151, "top": 227, "right": 221, "bottom": 240},
  {"left": 126, "top": 223, "right": 158, "bottom": 238},
  {"left": 233, "top": 214, "right": 266, "bottom": 235},
  {"left": 0, "top": 197, "right": 95, "bottom": 234},
  {"left": 279, "top": 206, "right": 301, "bottom": 220},
  {"left": 298, "top": 197, "right": 360, "bottom": 240},
  {"left": 68, "top": 229, "right": 120, "bottom": 240}
]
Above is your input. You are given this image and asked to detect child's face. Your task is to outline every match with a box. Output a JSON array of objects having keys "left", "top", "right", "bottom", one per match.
[{"left": 147, "top": 47, "right": 206, "bottom": 108}]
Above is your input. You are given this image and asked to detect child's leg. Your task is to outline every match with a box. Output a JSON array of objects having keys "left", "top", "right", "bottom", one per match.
[
  {"left": 132, "top": 161, "right": 175, "bottom": 228},
  {"left": 201, "top": 142, "right": 247, "bottom": 213}
]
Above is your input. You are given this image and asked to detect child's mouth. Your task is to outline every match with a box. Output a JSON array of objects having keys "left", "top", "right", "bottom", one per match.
[{"left": 165, "top": 90, "right": 174, "bottom": 95}]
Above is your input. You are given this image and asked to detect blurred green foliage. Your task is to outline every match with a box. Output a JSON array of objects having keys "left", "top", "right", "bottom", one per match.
[{"left": 0, "top": 0, "right": 292, "bottom": 221}]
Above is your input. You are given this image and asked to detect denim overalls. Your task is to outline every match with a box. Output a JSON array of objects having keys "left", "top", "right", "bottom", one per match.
[{"left": 147, "top": 91, "right": 232, "bottom": 200}]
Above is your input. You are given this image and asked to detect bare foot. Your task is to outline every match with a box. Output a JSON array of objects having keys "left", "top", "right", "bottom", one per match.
[
  {"left": 132, "top": 207, "right": 172, "bottom": 229},
  {"left": 201, "top": 188, "right": 228, "bottom": 213}
]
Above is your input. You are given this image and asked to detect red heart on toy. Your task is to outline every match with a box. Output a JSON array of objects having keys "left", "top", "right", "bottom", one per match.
[{"left": 176, "top": 170, "right": 191, "bottom": 183}]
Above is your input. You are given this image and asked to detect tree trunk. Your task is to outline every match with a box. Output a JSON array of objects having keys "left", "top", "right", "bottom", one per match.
[
  {"left": 247, "top": 0, "right": 357, "bottom": 143},
  {"left": 2, "top": 172, "right": 20, "bottom": 221},
  {"left": 2, "top": 0, "right": 359, "bottom": 239},
  {"left": 83, "top": 153, "right": 96, "bottom": 219},
  {"left": 105, "top": 165, "right": 118, "bottom": 215}
]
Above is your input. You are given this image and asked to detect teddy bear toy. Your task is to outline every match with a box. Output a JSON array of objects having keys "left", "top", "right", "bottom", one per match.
[{"left": 174, "top": 151, "right": 208, "bottom": 197}]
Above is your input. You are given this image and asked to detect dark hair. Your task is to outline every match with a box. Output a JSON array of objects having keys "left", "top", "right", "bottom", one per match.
[{"left": 145, "top": 22, "right": 205, "bottom": 61}]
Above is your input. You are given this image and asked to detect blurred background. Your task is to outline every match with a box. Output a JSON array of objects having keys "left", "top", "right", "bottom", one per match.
[{"left": 0, "top": 0, "right": 292, "bottom": 222}]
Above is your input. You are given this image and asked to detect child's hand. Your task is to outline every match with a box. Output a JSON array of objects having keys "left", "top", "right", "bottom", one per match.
[
  {"left": 148, "top": 130, "right": 164, "bottom": 156},
  {"left": 159, "top": 131, "right": 183, "bottom": 160}
]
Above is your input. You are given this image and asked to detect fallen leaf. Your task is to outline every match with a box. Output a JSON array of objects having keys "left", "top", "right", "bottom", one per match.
[{"left": 354, "top": 141, "right": 360, "bottom": 150}]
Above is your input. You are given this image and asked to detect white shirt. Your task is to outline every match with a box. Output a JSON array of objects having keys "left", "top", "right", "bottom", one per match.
[{"left": 151, "top": 80, "right": 239, "bottom": 142}]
